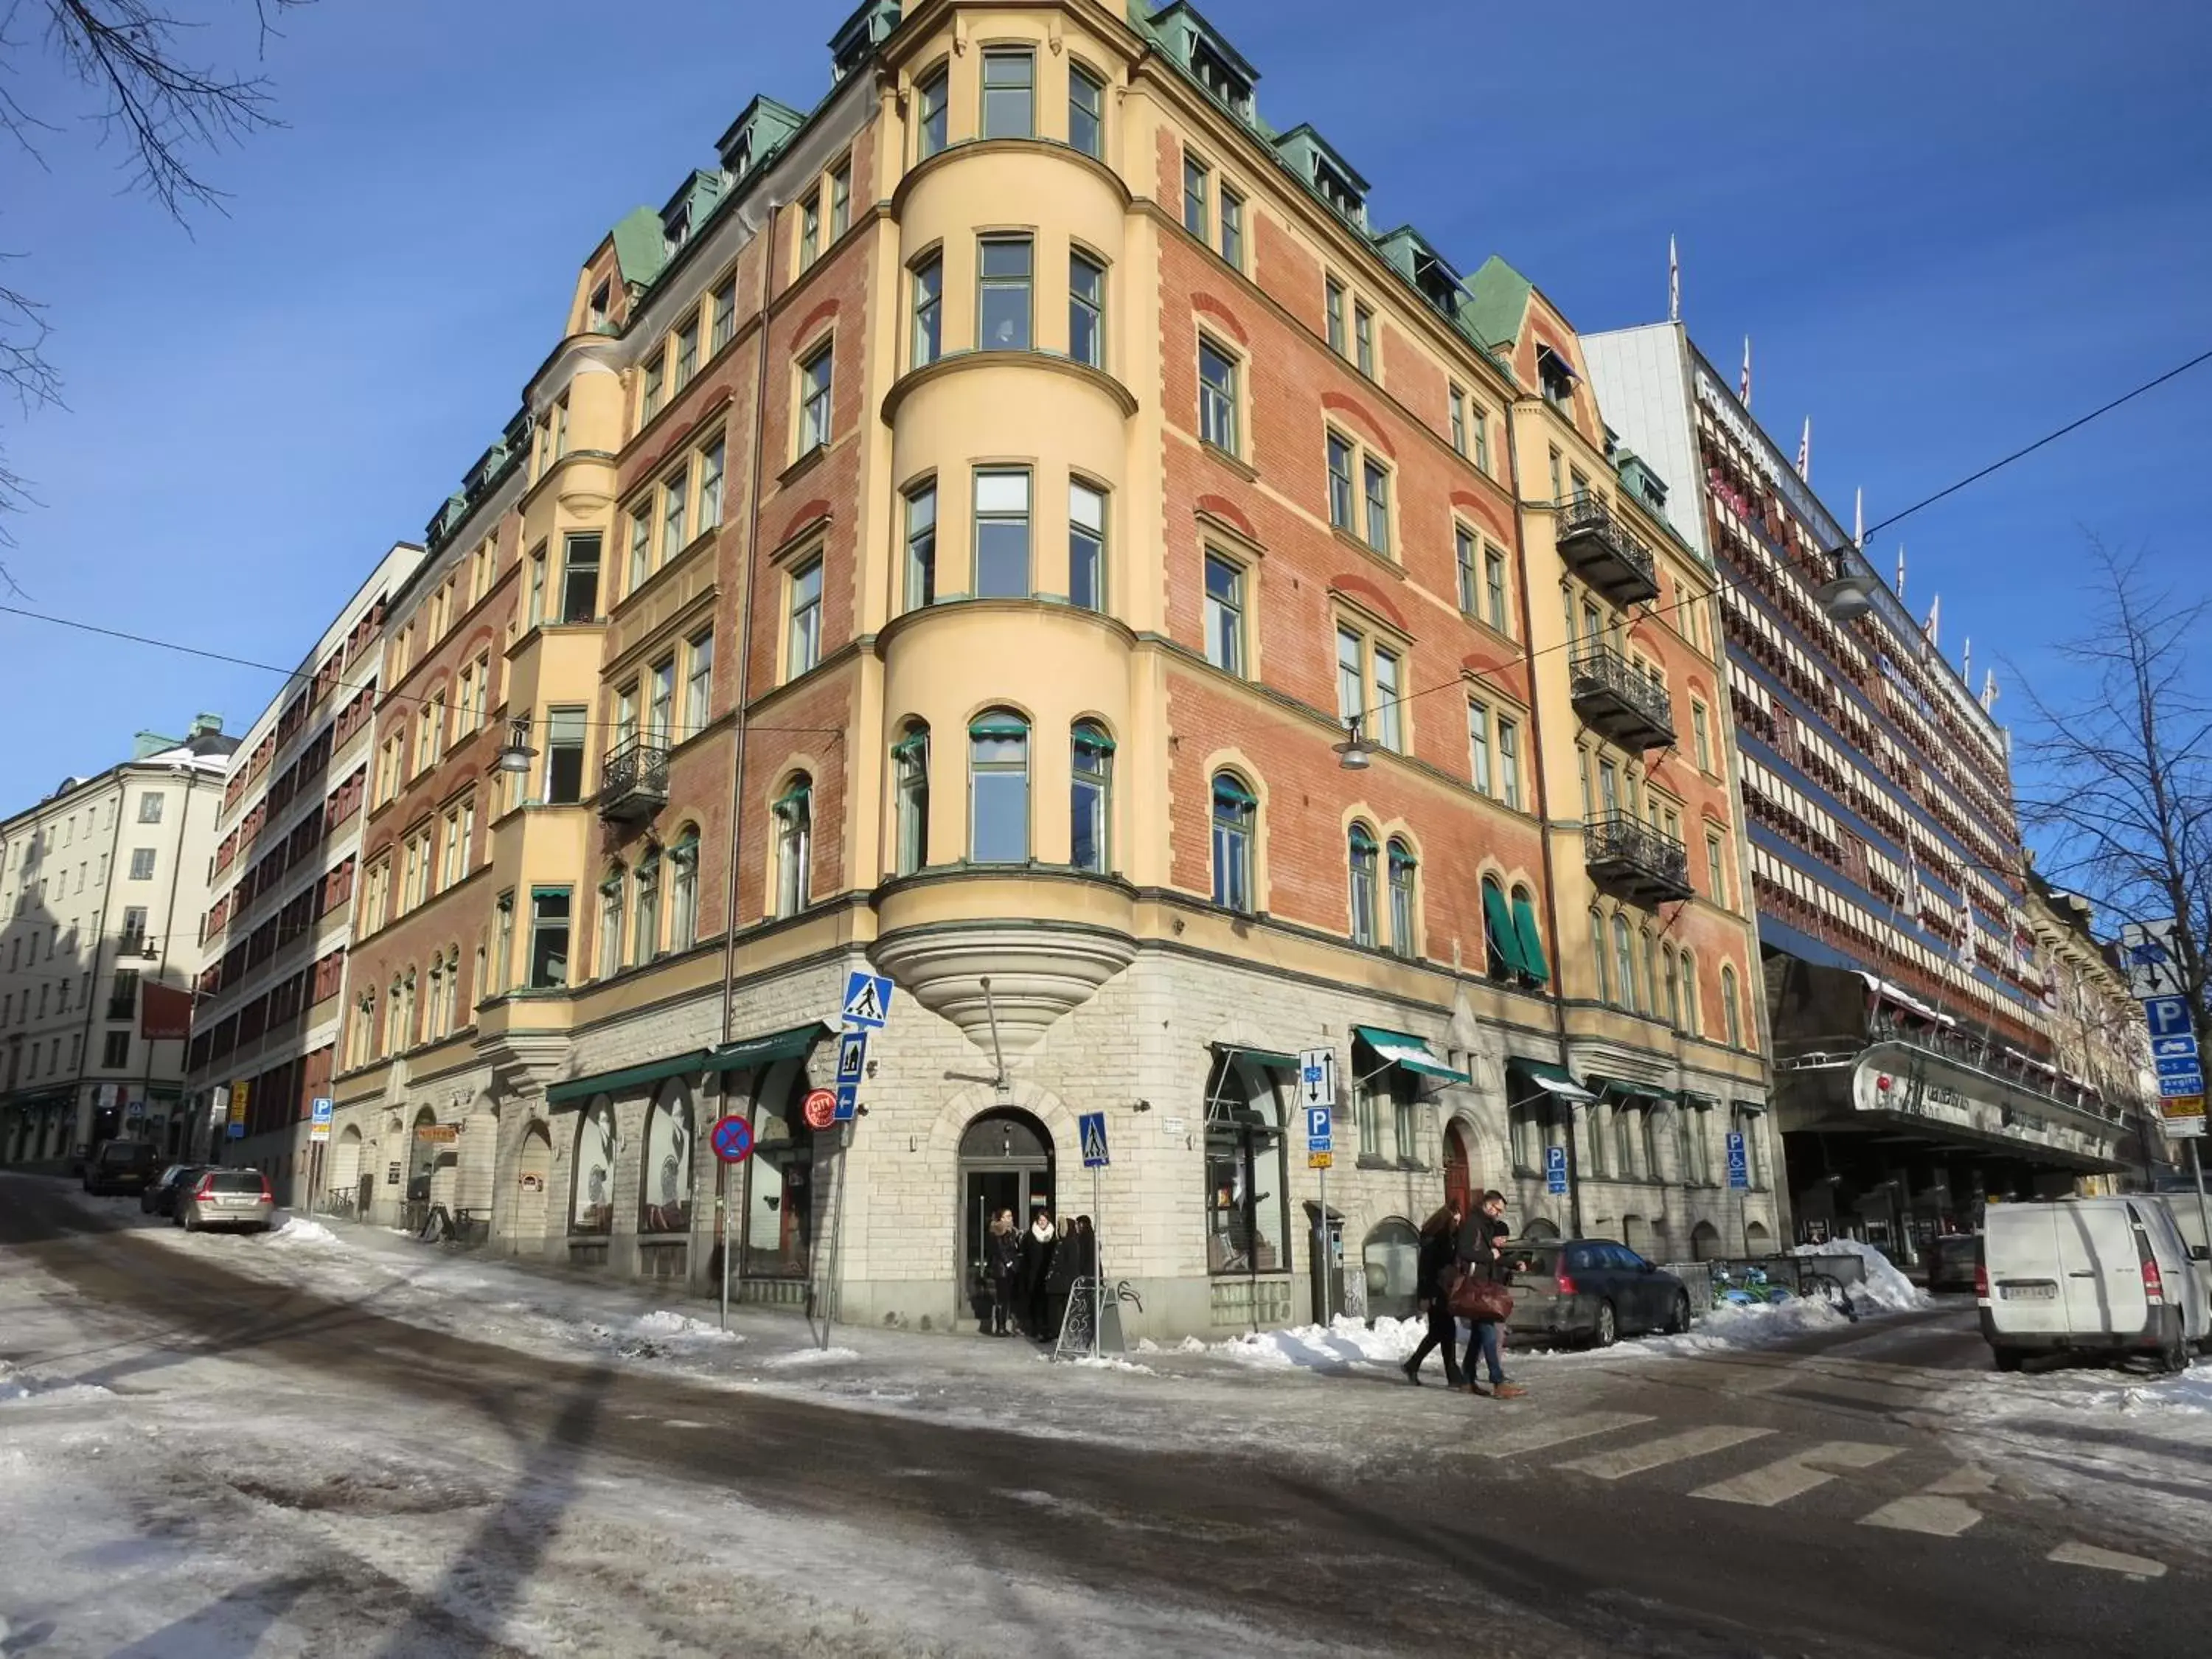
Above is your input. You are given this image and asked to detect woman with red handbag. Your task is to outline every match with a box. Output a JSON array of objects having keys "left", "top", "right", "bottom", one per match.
[
  {"left": 1453, "top": 1190, "right": 1526, "bottom": 1398},
  {"left": 1401, "top": 1203, "right": 1465, "bottom": 1387}
]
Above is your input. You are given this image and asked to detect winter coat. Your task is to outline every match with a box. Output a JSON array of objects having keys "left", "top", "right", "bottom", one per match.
[
  {"left": 1455, "top": 1212, "right": 1509, "bottom": 1283},
  {"left": 1415, "top": 1226, "right": 1458, "bottom": 1301},
  {"left": 1018, "top": 1225, "right": 1057, "bottom": 1294},
  {"left": 986, "top": 1230, "right": 1022, "bottom": 1287},
  {"left": 1048, "top": 1228, "right": 1093, "bottom": 1295}
]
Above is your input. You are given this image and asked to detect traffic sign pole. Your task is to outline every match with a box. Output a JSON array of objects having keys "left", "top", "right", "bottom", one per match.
[{"left": 1317, "top": 1159, "right": 1331, "bottom": 1328}]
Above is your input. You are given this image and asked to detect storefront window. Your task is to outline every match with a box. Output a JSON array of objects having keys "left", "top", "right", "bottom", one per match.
[
  {"left": 639, "top": 1079, "right": 695, "bottom": 1234},
  {"left": 570, "top": 1094, "right": 616, "bottom": 1234},
  {"left": 741, "top": 1058, "right": 816, "bottom": 1279},
  {"left": 1203, "top": 1050, "right": 1288, "bottom": 1279}
]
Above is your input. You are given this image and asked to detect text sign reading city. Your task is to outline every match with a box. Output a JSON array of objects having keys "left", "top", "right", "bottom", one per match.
[
  {"left": 709, "top": 1115, "right": 754, "bottom": 1164},
  {"left": 1297, "top": 1048, "right": 1338, "bottom": 1112},
  {"left": 833, "top": 1029, "right": 869, "bottom": 1122},
  {"left": 2142, "top": 995, "right": 2196, "bottom": 1043},
  {"left": 1545, "top": 1145, "right": 1568, "bottom": 1196},
  {"left": 2121, "top": 919, "right": 2189, "bottom": 999},
  {"left": 1079, "top": 1111, "right": 1110, "bottom": 1169},
  {"left": 1725, "top": 1132, "right": 1750, "bottom": 1191},
  {"left": 840, "top": 971, "right": 894, "bottom": 1030}
]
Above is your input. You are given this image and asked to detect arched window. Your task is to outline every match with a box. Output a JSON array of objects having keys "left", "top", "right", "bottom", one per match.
[
  {"left": 1210, "top": 772, "right": 1255, "bottom": 911},
  {"left": 1587, "top": 910, "right": 1608, "bottom": 1004},
  {"left": 1386, "top": 838, "right": 1417, "bottom": 957},
  {"left": 1613, "top": 915, "right": 1637, "bottom": 1012},
  {"left": 1662, "top": 946, "right": 1681, "bottom": 1029},
  {"left": 893, "top": 723, "right": 930, "bottom": 875},
  {"left": 400, "top": 971, "right": 417, "bottom": 1048},
  {"left": 1722, "top": 963, "right": 1743, "bottom": 1048},
  {"left": 1642, "top": 931, "right": 1660, "bottom": 1022},
  {"left": 1347, "top": 824, "right": 1378, "bottom": 946},
  {"left": 633, "top": 849, "right": 661, "bottom": 963},
  {"left": 598, "top": 866, "right": 626, "bottom": 978},
  {"left": 774, "top": 775, "right": 812, "bottom": 915},
  {"left": 1071, "top": 721, "right": 1113, "bottom": 873},
  {"left": 1509, "top": 885, "right": 1550, "bottom": 988},
  {"left": 639, "top": 1079, "right": 695, "bottom": 1234},
  {"left": 968, "top": 712, "right": 1029, "bottom": 862},
  {"left": 571, "top": 1094, "right": 616, "bottom": 1235},
  {"left": 386, "top": 979, "right": 402, "bottom": 1057},
  {"left": 426, "top": 958, "right": 445, "bottom": 1037},
  {"left": 1481, "top": 875, "right": 1512, "bottom": 981},
  {"left": 668, "top": 827, "right": 700, "bottom": 949},
  {"left": 1682, "top": 950, "right": 1701, "bottom": 1036}
]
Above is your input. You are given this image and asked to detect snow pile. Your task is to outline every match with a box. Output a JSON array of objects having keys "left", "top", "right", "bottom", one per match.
[
  {"left": 633, "top": 1309, "right": 742, "bottom": 1344},
  {"left": 760, "top": 1346, "right": 860, "bottom": 1368},
  {"left": 1213, "top": 1314, "right": 1427, "bottom": 1372},
  {"left": 1795, "top": 1238, "right": 1930, "bottom": 1312},
  {"left": 1633, "top": 1293, "right": 1857, "bottom": 1357},
  {"left": 1068, "top": 1354, "right": 1157, "bottom": 1375},
  {"left": 257, "top": 1216, "right": 338, "bottom": 1248}
]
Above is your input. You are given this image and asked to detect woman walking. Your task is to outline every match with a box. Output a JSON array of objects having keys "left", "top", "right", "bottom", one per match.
[
  {"left": 984, "top": 1208, "right": 1022, "bottom": 1336},
  {"left": 1401, "top": 1202, "right": 1464, "bottom": 1388}
]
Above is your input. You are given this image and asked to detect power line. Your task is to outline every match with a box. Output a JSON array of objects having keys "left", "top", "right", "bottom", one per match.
[{"left": 1, "top": 346, "right": 2205, "bottom": 747}]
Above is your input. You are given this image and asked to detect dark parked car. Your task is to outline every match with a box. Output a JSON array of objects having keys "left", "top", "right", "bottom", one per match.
[
  {"left": 1503, "top": 1237, "right": 1693, "bottom": 1348},
  {"left": 141, "top": 1164, "right": 209, "bottom": 1217},
  {"left": 83, "top": 1140, "right": 161, "bottom": 1197},
  {"left": 1925, "top": 1233, "right": 1980, "bottom": 1295}
]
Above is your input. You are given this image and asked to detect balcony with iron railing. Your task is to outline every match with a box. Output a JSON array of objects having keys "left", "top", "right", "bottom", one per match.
[
  {"left": 1556, "top": 495, "right": 1659, "bottom": 605},
  {"left": 1585, "top": 810, "right": 1692, "bottom": 905},
  {"left": 1570, "top": 644, "right": 1674, "bottom": 750},
  {"left": 598, "top": 736, "right": 669, "bottom": 823}
]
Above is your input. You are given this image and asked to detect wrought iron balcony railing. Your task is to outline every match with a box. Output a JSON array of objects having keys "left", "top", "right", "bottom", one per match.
[
  {"left": 1585, "top": 810, "right": 1692, "bottom": 905},
  {"left": 598, "top": 737, "right": 669, "bottom": 822},
  {"left": 1556, "top": 495, "right": 1660, "bottom": 605},
  {"left": 1570, "top": 644, "right": 1675, "bottom": 750}
]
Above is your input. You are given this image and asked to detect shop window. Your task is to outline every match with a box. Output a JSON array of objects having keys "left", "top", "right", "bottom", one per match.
[
  {"left": 742, "top": 1058, "right": 818, "bottom": 1281},
  {"left": 639, "top": 1080, "right": 695, "bottom": 1235},
  {"left": 1363, "top": 1218, "right": 1420, "bottom": 1322},
  {"left": 569, "top": 1095, "right": 616, "bottom": 1234},
  {"left": 1203, "top": 1049, "right": 1288, "bottom": 1280}
]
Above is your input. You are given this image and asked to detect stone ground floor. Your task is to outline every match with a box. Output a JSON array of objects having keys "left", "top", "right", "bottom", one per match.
[
  {"left": 316, "top": 945, "right": 1781, "bottom": 1342},
  {"left": 0, "top": 1085, "right": 189, "bottom": 1167}
]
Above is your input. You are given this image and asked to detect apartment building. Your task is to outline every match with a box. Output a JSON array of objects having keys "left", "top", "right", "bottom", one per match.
[
  {"left": 181, "top": 546, "right": 421, "bottom": 1205},
  {"left": 1585, "top": 321, "right": 2127, "bottom": 1256},
  {"left": 0, "top": 717, "right": 236, "bottom": 1163},
  {"left": 326, "top": 0, "right": 1773, "bottom": 1338},
  {"left": 2023, "top": 869, "right": 2161, "bottom": 1189}
]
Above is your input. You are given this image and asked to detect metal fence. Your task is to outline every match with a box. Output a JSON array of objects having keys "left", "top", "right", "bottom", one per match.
[{"left": 1661, "top": 1252, "right": 1867, "bottom": 1312}]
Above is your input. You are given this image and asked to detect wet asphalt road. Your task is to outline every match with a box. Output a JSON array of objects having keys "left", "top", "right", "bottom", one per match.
[{"left": 2, "top": 1176, "right": 2200, "bottom": 1658}]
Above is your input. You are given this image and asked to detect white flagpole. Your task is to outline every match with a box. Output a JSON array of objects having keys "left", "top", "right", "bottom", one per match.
[
  {"left": 1853, "top": 487, "right": 1864, "bottom": 549},
  {"left": 1668, "top": 235, "right": 1680, "bottom": 323},
  {"left": 1740, "top": 336, "right": 1752, "bottom": 407}
]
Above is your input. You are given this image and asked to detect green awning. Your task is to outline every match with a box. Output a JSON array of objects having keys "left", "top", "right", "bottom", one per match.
[
  {"left": 1481, "top": 883, "right": 1526, "bottom": 976},
  {"left": 1387, "top": 841, "right": 1416, "bottom": 870},
  {"left": 1733, "top": 1099, "right": 1768, "bottom": 1116},
  {"left": 703, "top": 1021, "right": 830, "bottom": 1076},
  {"left": 891, "top": 731, "right": 929, "bottom": 761},
  {"left": 1590, "top": 1075, "right": 1666, "bottom": 1103},
  {"left": 1510, "top": 892, "right": 1551, "bottom": 985},
  {"left": 1072, "top": 724, "right": 1116, "bottom": 754},
  {"left": 1349, "top": 823, "right": 1378, "bottom": 853},
  {"left": 1509, "top": 1060, "right": 1596, "bottom": 1104},
  {"left": 1211, "top": 774, "right": 1256, "bottom": 807},
  {"left": 772, "top": 781, "right": 811, "bottom": 813},
  {"left": 547, "top": 1049, "right": 713, "bottom": 1106},
  {"left": 1210, "top": 1042, "right": 1298, "bottom": 1072},
  {"left": 969, "top": 717, "right": 1029, "bottom": 740},
  {"left": 1353, "top": 1026, "right": 1472, "bottom": 1085}
]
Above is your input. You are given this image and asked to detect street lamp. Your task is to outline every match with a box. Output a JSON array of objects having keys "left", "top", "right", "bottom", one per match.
[
  {"left": 1333, "top": 716, "right": 1374, "bottom": 771},
  {"left": 1813, "top": 546, "right": 1877, "bottom": 622},
  {"left": 493, "top": 716, "right": 537, "bottom": 775}
]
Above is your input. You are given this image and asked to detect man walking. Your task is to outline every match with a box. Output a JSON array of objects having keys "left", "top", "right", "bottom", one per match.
[{"left": 1455, "top": 1189, "right": 1526, "bottom": 1399}]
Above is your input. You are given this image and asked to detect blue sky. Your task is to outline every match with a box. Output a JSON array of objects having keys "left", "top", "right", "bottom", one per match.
[{"left": 2, "top": 0, "right": 2206, "bottom": 832}]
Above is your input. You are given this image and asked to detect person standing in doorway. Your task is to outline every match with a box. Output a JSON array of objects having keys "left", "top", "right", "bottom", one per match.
[
  {"left": 1045, "top": 1213, "right": 1085, "bottom": 1341},
  {"left": 1402, "top": 1202, "right": 1464, "bottom": 1387},
  {"left": 1019, "top": 1208, "right": 1057, "bottom": 1339},
  {"left": 985, "top": 1208, "right": 1021, "bottom": 1336},
  {"left": 1455, "top": 1189, "right": 1526, "bottom": 1399}
]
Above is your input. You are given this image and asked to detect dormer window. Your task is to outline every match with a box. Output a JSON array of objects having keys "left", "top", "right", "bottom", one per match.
[
  {"left": 1537, "top": 344, "right": 1576, "bottom": 407},
  {"left": 1189, "top": 38, "right": 1252, "bottom": 118},
  {"left": 1412, "top": 251, "right": 1459, "bottom": 316},
  {"left": 587, "top": 281, "right": 611, "bottom": 332},
  {"left": 727, "top": 135, "right": 751, "bottom": 176},
  {"left": 1312, "top": 157, "right": 1363, "bottom": 226},
  {"left": 663, "top": 204, "right": 691, "bottom": 256}
]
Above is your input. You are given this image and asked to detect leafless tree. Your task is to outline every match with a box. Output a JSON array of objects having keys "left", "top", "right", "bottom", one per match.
[
  {"left": 2012, "top": 536, "right": 2212, "bottom": 1045},
  {"left": 0, "top": 0, "right": 315, "bottom": 571}
]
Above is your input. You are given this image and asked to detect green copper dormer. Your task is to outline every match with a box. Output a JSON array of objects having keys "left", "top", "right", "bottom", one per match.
[
  {"left": 1273, "top": 123, "right": 1367, "bottom": 228},
  {"left": 1373, "top": 225, "right": 1466, "bottom": 319},
  {"left": 424, "top": 491, "right": 468, "bottom": 550},
  {"left": 715, "top": 94, "right": 806, "bottom": 180},
  {"left": 1616, "top": 451, "right": 1671, "bottom": 519},
  {"left": 609, "top": 207, "right": 667, "bottom": 292},
  {"left": 1460, "top": 255, "right": 1534, "bottom": 358},
  {"left": 830, "top": 0, "right": 901, "bottom": 82},
  {"left": 1141, "top": 1, "right": 1260, "bottom": 122},
  {"left": 658, "top": 169, "right": 726, "bottom": 257}
]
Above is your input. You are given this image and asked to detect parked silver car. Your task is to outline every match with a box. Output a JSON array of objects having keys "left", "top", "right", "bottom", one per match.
[
  {"left": 1504, "top": 1238, "right": 1694, "bottom": 1347},
  {"left": 175, "top": 1167, "right": 275, "bottom": 1233}
]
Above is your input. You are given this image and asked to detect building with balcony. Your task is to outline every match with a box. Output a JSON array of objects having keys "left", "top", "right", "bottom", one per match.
[
  {"left": 181, "top": 546, "right": 420, "bottom": 1204},
  {"left": 1585, "top": 321, "right": 2129, "bottom": 1256},
  {"left": 2023, "top": 868, "right": 2162, "bottom": 1189},
  {"left": 321, "top": 0, "right": 1773, "bottom": 1338},
  {"left": 0, "top": 716, "right": 237, "bottom": 1163}
]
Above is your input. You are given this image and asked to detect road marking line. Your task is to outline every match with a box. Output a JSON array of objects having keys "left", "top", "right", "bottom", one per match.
[
  {"left": 1558, "top": 1425, "right": 1774, "bottom": 1480},
  {"left": 1474, "top": 1411, "right": 1655, "bottom": 1458},
  {"left": 1922, "top": 1464, "right": 1997, "bottom": 1498},
  {"left": 1692, "top": 1440, "right": 1899, "bottom": 1506},
  {"left": 2048, "top": 1541, "right": 2166, "bottom": 1579},
  {"left": 1859, "top": 1495, "right": 1982, "bottom": 1537}
]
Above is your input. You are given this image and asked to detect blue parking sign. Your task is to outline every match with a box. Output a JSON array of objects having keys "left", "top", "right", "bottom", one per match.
[
  {"left": 1726, "top": 1132, "right": 1750, "bottom": 1190},
  {"left": 1545, "top": 1145, "right": 1568, "bottom": 1195}
]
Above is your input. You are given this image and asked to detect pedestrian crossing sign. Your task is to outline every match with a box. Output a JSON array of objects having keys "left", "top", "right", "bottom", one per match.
[
  {"left": 841, "top": 970, "right": 894, "bottom": 1029},
  {"left": 1079, "top": 1111, "right": 1110, "bottom": 1169}
]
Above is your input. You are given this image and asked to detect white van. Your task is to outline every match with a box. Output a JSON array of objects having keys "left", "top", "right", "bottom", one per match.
[{"left": 1978, "top": 1197, "right": 2205, "bottom": 1372}]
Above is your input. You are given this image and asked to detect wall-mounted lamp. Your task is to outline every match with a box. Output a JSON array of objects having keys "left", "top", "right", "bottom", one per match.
[{"left": 1132, "top": 1099, "right": 1152, "bottom": 1113}]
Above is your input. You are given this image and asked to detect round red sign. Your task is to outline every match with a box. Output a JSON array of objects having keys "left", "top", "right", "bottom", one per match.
[{"left": 802, "top": 1088, "right": 838, "bottom": 1131}]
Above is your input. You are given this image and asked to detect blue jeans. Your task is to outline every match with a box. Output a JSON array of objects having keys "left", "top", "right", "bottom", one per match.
[{"left": 1463, "top": 1319, "right": 1506, "bottom": 1385}]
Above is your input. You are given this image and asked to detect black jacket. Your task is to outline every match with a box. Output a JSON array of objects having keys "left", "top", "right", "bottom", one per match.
[
  {"left": 1018, "top": 1226, "right": 1057, "bottom": 1292},
  {"left": 1048, "top": 1228, "right": 1093, "bottom": 1295},
  {"left": 1415, "top": 1226, "right": 1458, "bottom": 1301},
  {"left": 1455, "top": 1212, "right": 1508, "bottom": 1281},
  {"left": 987, "top": 1230, "right": 1022, "bottom": 1285}
]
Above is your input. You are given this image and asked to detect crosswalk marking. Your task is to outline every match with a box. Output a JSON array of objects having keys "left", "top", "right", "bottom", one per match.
[
  {"left": 1859, "top": 1494, "right": 1982, "bottom": 1536},
  {"left": 1691, "top": 1440, "right": 1899, "bottom": 1507},
  {"left": 1558, "top": 1425, "right": 1774, "bottom": 1481},
  {"left": 1473, "top": 1411, "right": 1655, "bottom": 1459},
  {"left": 2048, "top": 1541, "right": 2166, "bottom": 1579}
]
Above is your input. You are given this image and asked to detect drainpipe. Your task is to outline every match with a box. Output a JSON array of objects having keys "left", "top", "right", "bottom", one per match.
[
  {"left": 1500, "top": 392, "right": 1583, "bottom": 1239},
  {"left": 714, "top": 193, "right": 781, "bottom": 1307}
]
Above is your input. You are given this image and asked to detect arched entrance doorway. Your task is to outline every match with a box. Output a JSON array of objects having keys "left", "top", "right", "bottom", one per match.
[
  {"left": 512, "top": 1121, "right": 552, "bottom": 1251},
  {"left": 1362, "top": 1217, "right": 1420, "bottom": 1321},
  {"left": 328, "top": 1127, "right": 363, "bottom": 1217},
  {"left": 958, "top": 1109, "right": 1054, "bottom": 1331},
  {"left": 1444, "top": 1121, "right": 1473, "bottom": 1217},
  {"left": 1691, "top": 1220, "right": 1723, "bottom": 1261}
]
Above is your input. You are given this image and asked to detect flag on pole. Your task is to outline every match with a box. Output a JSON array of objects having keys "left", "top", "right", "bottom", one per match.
[
  {"left": 1924, "top": 594, "right": 1941, "bottom": 647},
  {"left": 1981, "top": 669, "right": 2000, "bottom": 712},
  {"left": 1896, "top": 545, "right": 1907, "bottom": 602},
  {"left": 1795, "top": 417, "right": 1811, "bottom": 481},
  {"left": 1853, "top": 487, "right": 1864, "bottom": 549},
  {"left": 1739, "top": 336, "right": 1752, "bottom": 407},
  {"left": 1668, "top": 234, "right": 1680, "bottom": 322},
  {"left": 1961, "top": 636, "right": 1972, "bottom": 684}
]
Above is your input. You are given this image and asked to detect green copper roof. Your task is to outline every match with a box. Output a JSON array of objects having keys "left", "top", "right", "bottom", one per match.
[
  {"left": 1461, "top": 256, "right": 1532, "bottom": 355},
  {"left": 609, "top": 206, "right": 668, "bottom": 290}
]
